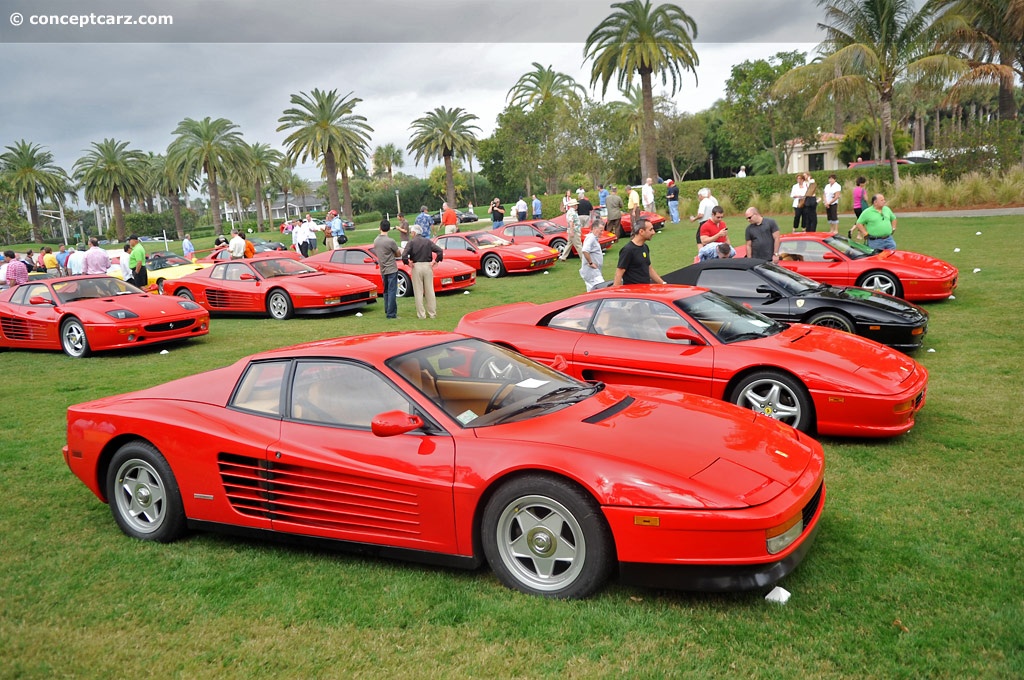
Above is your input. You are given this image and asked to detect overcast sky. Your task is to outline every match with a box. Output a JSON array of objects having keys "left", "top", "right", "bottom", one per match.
[{"left": 1, "top": 1, "right": 823, "bottom": 192}]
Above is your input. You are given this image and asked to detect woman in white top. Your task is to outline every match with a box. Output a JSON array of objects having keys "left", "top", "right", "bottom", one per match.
[{"left": 790, "top": 173, "right": 807, "bottom": 232}]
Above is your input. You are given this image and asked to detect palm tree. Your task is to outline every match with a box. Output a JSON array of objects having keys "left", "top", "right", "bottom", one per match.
[
  {"left": 584, "top": 0, "right": 699, "bottom": 181},
  {"left": 372, "top": 143, "right": 403, "bottom": 185},
  {"left": 0, "top": 140, "right": 71, "bottom": 243},
  {"left": 245, "top": 142, "right": 284, "bottom": 231},
  {"left": 168, "top": 116, "right": 245, "bottom": 236},
  {"left": 407, "top": 107, "right": 480, "bottom": 208},
  {"left": 73, "top": 139, "right": 148, "bottom": 242},
  {"left": 277, "top": 89, "right": 372, "bottom": 218},
  {"left": 793, "top": 0, "right": 965, "bottom": 182},
  {"left": 148, "top": 153, "right": 195, "bottom": 239},
  {"left": 507, "top": 62, "right": 587, "bottom": 110}
]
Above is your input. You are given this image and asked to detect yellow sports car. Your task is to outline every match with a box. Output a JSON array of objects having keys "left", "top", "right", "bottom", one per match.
[{"left": 107, "top": 250, "right": 211, "bottom": 294}]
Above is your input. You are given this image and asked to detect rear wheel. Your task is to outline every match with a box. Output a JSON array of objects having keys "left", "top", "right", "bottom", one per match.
[
  {"left": 481, "top": 475, "right": 613, "bottom": 599},
  {"left": 156, "top": 278, "right": 167, "bottom": 295},
  {"left": 550, "top": 238, "right": 567, "bottom": 255},
  {"left": 106, "top": 441, "right": 186, "bottom": 543},
  {"left": 175, "top": 288, "right": 195, "bottom": 301},
  {"left": 267, "top": 289, "right": 294, "bottom": 320},
  {"left": 807, "top": 310, "right": 855, "bottom": 334},
  {"left": 481, "top": 254, "right": 505, "bottom": 279},
  {"left": 60, "top": 317, "right": 91, "bottom": 358},
  {"left": 396, "top": 272, "right": 412, "bottom": 298},
  {"left": 729, "top": 370, "right": 813, "bottom": 433},
  {"left": 857, "top": 270, "right": 903, "bottom": 298}
]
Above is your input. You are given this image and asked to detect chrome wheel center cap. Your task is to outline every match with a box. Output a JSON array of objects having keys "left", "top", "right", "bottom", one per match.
[
  {"left": 134, "top": 485, "right": 152, "bottom": 507},
  {"left": 527, "top": 527, "right": 555, "bottom": 557}
]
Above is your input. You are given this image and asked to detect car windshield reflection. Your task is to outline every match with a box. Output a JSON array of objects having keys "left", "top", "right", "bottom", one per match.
[
  {"left": 823, "top": 235, "right": 878, "bottom": 259},
  {"left": 251, "top": 258, "right": 317, "bottom": 278},
  {"left": 53, "top": 277, "right": 142, "bottom": 303},
  {"left": 386, "top": 339, "right": 595, "bottom": 427},
  {"left": 757, "top": 262, "right": 825, "bottom": 294},
  {"left": 677, "top": 291, "right": 785, "bottom": 343}
]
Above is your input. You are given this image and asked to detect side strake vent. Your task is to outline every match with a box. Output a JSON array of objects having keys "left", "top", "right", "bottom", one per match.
[
  {"left": 582, "top": 397, "right": 635, "bottom": 424},
  {"left": 217, "top": 453, "right": 422, "bottom": 536}
]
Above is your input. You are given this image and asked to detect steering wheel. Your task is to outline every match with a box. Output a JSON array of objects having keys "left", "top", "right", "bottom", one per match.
[
  {"left": 477, "top": 356, "right": 525, "bottom": 381},
  {"left": 485, "top": 381, "right": 519, "bottom": 414}
]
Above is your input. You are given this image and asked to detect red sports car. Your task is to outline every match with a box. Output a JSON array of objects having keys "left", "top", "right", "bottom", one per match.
[
  {"left": 63, "top": 332, "right": 824, "bottom": 599},
  {"left": 0, "top": 275, "right": 209, "bottom": 358},
  {"left": 456, "top": 286, "right": 929, "bottom": 438},
  {"left": 434, "top": 230, "right": 559, "bottom": 278},
  {"left": 167, "top": 255, "right": 377, "bottom": 319},
  {"left": 305, "top": 246, "right": 476, "bottom": 298},
  {"left": 548, "top": 210, "right": 665, "bottom": 236},
  {"left": 496, "top": 220, "right": 618, "bottom": 257},
  {"left": 738, "top": 233, "right": 958, "bottom": 302}
]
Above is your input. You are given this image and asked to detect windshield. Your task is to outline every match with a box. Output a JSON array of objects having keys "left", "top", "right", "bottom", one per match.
[
  {"left": 148, "top": 254, "right": 192, "bottom": 269},
  {"left": 466, "top": 233, "right": 511, "bottom": 248},
  {"left": 386, "top": 338, "right": 596, "bottom": 427},
  {"left": 534, "top": 221, "right": 565, "bottom": 234},
  {"left": 251, "top": 258, "right": 317, "bottom": 278},
  {"left": 677, "top": 291, "right": 785, "bottom": 343},
  {"left": 53, "top": 276, "right": 142, "bottom": 302},
  {"left": 823, "top": 235, "right": 878, "bottom": 259},
  {"left": 756, "top": 262, "right": 826, "bottom": 295}
]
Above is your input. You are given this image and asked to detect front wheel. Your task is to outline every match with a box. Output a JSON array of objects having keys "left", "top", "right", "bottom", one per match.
[
  {"left": 175, "top": 288, "right": 195, "bottom": 301},
  {"left": 481, "top": 254, "right": 505, "bottom": 279},
  {"left": 857, "top": 270, "right": 903, "bottom": 298},
  {"left": 396, "top": 272, "right": 411, "bottom": 298},
  {"left": 156, "top": 278, "right": 167, "bottom": 295},
  {"left": 550, "top": 238, "right": 567, "bottom": 255},
  {"left": 807, "top": 310, "right": 855, "bottom": 334},
  {"left": 60, "top": 317, "right": 91, "bottom": 358},
  {"left": 266, "top": 289, "right": 294, "bottom": 320},
  {"left": 106, "top": 441, "right": 186, "bottom": 542},
  {"left": 729, "top": 370, "right": 813, "bottom": 433},
  {"left": 481, "top": 475, "right": 614, "bottom": 599}
]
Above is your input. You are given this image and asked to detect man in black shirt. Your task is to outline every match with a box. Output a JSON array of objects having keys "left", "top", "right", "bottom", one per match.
[
  {"left": 743, "top": 207, "right": 781, "bottom": 262},
  {"left": 577, "top": 193, "right": 593, "bottom": 228},
  {"left": 614, "top": 218, "right": 664, "bottom": 286},
  {"left": 402, "top": 231, "right": 444, "bottom": 319}
]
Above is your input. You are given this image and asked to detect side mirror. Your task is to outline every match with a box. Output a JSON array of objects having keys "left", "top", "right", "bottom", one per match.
[
  {"left": 823, "top": 253, "right": 841, "bottom": 262},
  {"left": 466, "top": 246, "right": 477, "bottom": 253},
  {"left": 29, "top": 295, "right": 55, "bottom": 306},
  {"left": 239, "top": 273, "right": 256, "bottom": 281},
  {"left": 551, "top": 354, "right": 569, "bottom": 372},
  {"left": 755, "top": 284, "right": 781, "bottom": 299},
  {"left": 363, "top": 257, "right": 375, "bottom": 264},
  {"left": 372, "top": 410, "right": 424, "bottom": 437},
  {"left": 665, "top": 326, "right": 707, "bottom": 345}
]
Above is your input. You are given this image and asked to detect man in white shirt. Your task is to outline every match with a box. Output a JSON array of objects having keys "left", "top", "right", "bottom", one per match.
[
  {"left": 823, "top": 174, "right": 842, "bottom": 233},
  {"left": 293, "top": 219, "right": 312, "bottom": 257},
  {"left": 689, "top": 188, "right": 719, "bottom": 226},
  {"left": 641, "top": 177, "right": 655, "bottom": 213},
  {"left": 229, "top": 229, "right": 246, "bottom": 259}
]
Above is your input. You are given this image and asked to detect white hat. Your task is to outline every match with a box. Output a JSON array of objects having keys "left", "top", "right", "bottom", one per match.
[{"left": 566, "top": 198, "right": 578, "bottom": 207}]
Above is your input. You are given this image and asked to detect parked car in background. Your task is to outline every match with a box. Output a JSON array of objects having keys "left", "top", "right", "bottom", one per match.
[
  {"left": 306, "top": 246, "right": 476, "bottom": 298},
  {"left": 434, "top": 230, "right": 559, "bottom": 279},
  {"left": 496, "top": 220, "right": 617, "bottom": 257}
]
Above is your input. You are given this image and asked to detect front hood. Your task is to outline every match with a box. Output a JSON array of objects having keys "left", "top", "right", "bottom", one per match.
[
  {"left": 825, "top": 286, "right": 927, "bottom": 320},
  {"left": 473, "top": 386, "right": 821, "bottom": 509},
  {"left": 66, "top": 294, "right": 205, "bottom": 317},
  {"left": 872, "top": 250, "right": 958, "bottom": 278}
]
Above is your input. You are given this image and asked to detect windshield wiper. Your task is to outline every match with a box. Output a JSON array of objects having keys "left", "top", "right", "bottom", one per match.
[{"left": 726, "top": 332, "right": 768, "bottom": 342}]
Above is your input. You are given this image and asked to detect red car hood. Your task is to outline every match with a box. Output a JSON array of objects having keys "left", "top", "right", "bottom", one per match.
[
  {"left": 473, "top": 385, "right": 821, "bottom": 509},
  {"left": 869, "top": 249, "right": 958, "bottom": 278},
  {"left": 64, "top": 292, "right": 204, "bottom": 317}
]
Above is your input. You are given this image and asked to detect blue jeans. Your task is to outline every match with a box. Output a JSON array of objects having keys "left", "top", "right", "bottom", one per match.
[
  {"left": 667, "top": 200, "right": 679, "bottom": 223},
  {"left": 867, "top": 235, "right": 897, "bottom": 251},
  {"left": 492, "top": 220, "right": 503, "bottom": 229},
  {"left": 381, "top": 271, "right": 398, "bottom": 318}
]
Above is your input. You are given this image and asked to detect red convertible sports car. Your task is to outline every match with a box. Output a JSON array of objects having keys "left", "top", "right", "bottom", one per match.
[
  {"left": 305, "top": 246, "right": 476, "bottom": 298},
  {"left": 495, "top": 220, "right": 618, "bottom": 257},
  {"left": 456, "top": 286, "right": 929, "bottom": 438},
  {"left": 434, "top": 230, "right": 559, "bottom": 278},
  {"left": 0, "top": 275, "right": 209, "bottom": 357},
  {"left": 167, "top": 255, "right": 377, "bottom": 319},
  {"left": 737, "top": 233, "right": 958, "bottom": 302},
  {"left": 64, "top": 332, "right": 825, "bottom": 598}
]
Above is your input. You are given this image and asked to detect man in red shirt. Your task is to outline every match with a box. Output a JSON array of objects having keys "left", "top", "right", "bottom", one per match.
[
  {"left": 440, "top": 202, "right": 459, "bottom": 235},
  {"left": 3, "top": 251, "right": 29, "bottom": 287},
  {"left": 697, "top": 206, "right": 729, "bottom": 249}
]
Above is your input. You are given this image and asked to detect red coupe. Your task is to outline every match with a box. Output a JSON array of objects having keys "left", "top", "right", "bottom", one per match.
[
  {"left": 434, "top": 230, "right": 559, "bottom": 278},
  {"left": 739, "top": 233, "right": 958, "bottom": 302},
  {"left": 64, "top": 332, "right": 824, "bottom": 599},
  {"left": 305, "top": 246, "right": 476, "bottom": 298},
  {"left": 495, "top": 220, "right": 617, "bottom": 257},
  {"left": 167, "top": 255, "right": 377, "bottom": 319},
  {"left": 548, "top": 210, "right": 665, "bottom": 236},
  {"left": 0, "top": 275, "right": 209, "bottom": 358},
  {"left": 456, "top": 286, "right": 929, "bottom": 438}
]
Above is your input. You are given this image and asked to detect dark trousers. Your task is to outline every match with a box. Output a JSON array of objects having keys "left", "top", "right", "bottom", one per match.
[
  {"left": 381, "top": 271, "right": 398, "bottom": 318},
  {"left": 802, "top": 197, "right": 818, "bottom": 232},
  {"left": 793, "top": 207, "right": 803, "bottom": 231},
  {"left": 298, "top": 241, "right": 309, "bottom": 258}
]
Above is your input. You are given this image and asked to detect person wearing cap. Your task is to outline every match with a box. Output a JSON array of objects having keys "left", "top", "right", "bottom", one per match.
[
  {"left": 665, "top": 179, "right": 680, "bottom": 223},
  {"left": 559, "top": 197, "right": 583, "bottom": 262},
  {"left": 605, "top": 186, "right": 624, "bottom": 237},
  {"left": 127, "top": 235, "right": 148, "bottom": 288}
]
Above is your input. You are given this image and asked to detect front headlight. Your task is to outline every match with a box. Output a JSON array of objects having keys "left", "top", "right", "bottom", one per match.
[
  {"left": 106, "top": 309, "right": 138, "bottom": 320},
  {"left": 766, "top": 515, "right": 804, "bottom": 554},
  {"left": 177, "top": 300, "right": 201, "bottom": 311}
]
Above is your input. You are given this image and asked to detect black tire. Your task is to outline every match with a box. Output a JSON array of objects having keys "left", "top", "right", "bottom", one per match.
[
  {"left": 857, "top": 270, "right": 903, "bottom": 298},
  {"left": 396, "top": 272, "right": 412, "bottom": 298},
  {"left": 729, "top": 370, "right": 814, "bottom": 433},
  {"left": 106, "top": 441, "right": 186, "bottom": 543},
  {"left": 156, "top": 278, "right": 167, "bottom": 295},
  {"left": 481, "top": 475, "right": 614, "bottom": 599},
  {"left": 266, "top": 289, "right": 294, "bottom": 320},
  {"left": 807, "top": 310, "right": 855, "bottom": 334},
  {"left": 481, "top": 254, "right": 505, "bottom": 279},
  {"left": 175, "top": 288, "right": 195, "bottom": 301},
  {"left": 60, "top": 317, "right": 91, "bottom": 358},
  {"left": 550, "top": 238, "right": 567, "bottom": 255}
]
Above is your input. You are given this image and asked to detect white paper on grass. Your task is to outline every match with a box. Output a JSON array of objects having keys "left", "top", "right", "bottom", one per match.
[
  {"left": 976, "top": 231, "right": 982, "bottom": 235},
  {"left": 355, "top": 312, "right": 363, "bottom": 317},
  {"left": 765, "top": 586, "right": 791, "bottom": 604},
  {"left": 954, "top": 248, "right": 961, "bottom": 253},
  {"left": 927, "top": 348, "right": 936, "bottom": 353},
  {"left": 160, "top": 350, "right": 169, "bottom": 355},
  {"left": 973, "top": 268, "right": 981, "bottom": 273}
]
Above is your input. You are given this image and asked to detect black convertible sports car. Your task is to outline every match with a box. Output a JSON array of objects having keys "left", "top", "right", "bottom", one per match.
[{"left": 664, "top": 259, "right": 928, "bottom": 351}]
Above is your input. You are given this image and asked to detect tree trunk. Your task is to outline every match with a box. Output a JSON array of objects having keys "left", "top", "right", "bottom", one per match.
[
  {"left": 341, "top": 167, "right": 354, "bottom": 219},
  {"left": 640, "top": 68, "right": 658, "bottom": 182},
  {"left": 254, "top": 181, "right": 265, "bottom": 231},
  {"left": 169, "top": 192, "right": 185, "bottom": 239},
  {"left": 881, "top": 93, "right": 901, "bottom": 184},
  {"left": 468, "top": 155, "right": 477, "bottom": 206},
  {"left": 208, "top": 165, "right": 223, "bottom": 236},
  {"left": 833, "top": 62, "right": 844, "bottom": 134},
  {"left": 324, "top": 149, "right": 341, "bottom": 214},
  {"left": 444, "top": 152, "right": 456, "bottom": 208},
  {"left": 28, "top": 199, "right": 41, "bottom": 243},
  {"left": 282, "top": 189, "right": 290, "bottom": 219},
  {"left": 998, "top": 50, "right": 1018, "bottom": 121},
  {"left": 112, "top": 187, "right": 127, "bottom": 241}
]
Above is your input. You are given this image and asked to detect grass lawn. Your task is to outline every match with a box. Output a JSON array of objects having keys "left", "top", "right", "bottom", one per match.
[{"left": 1, "top": 214, "right": 1021, "bottom": 677}]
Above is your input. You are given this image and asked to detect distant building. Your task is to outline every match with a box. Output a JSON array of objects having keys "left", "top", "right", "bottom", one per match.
[{"left": 785, "top": 132, "right": 845, "bottom": 174}]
